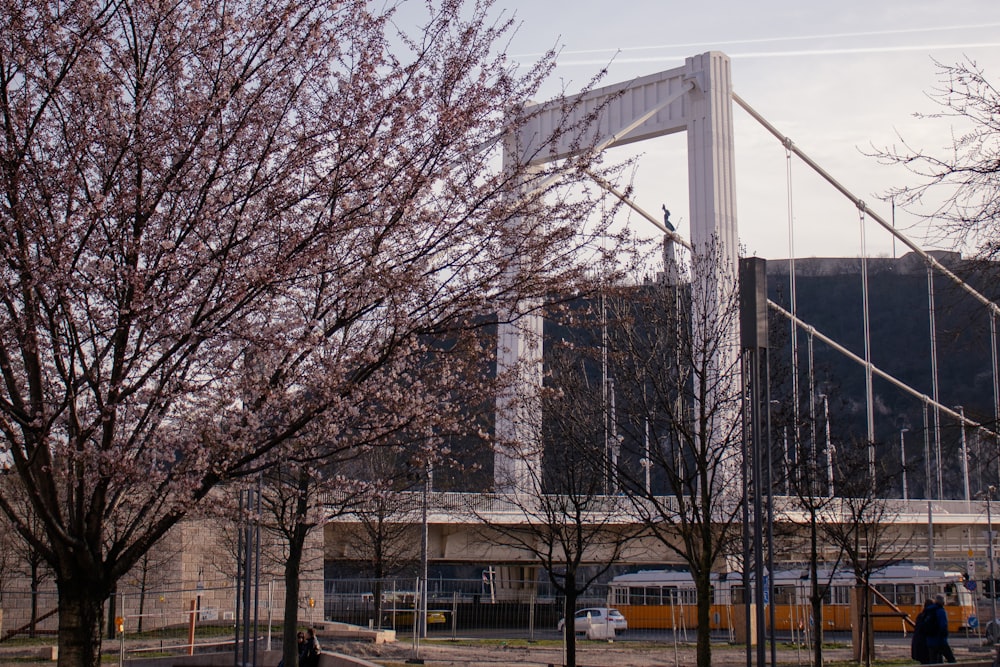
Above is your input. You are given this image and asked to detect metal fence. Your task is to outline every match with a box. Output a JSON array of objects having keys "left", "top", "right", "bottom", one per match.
[{"left": 323, "top": 577, "right": 614, "bottom": 638}]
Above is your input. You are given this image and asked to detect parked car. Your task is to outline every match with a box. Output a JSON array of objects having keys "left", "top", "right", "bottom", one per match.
[{"left": 556, "top": 607, "right": 628, "bottom": 633}]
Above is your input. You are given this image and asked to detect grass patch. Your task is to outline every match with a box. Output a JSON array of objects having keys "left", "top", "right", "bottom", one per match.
[
  {"left": 0, "top": 637, "right": 57, "bottom": 648},
  {"left": 126, "top": 624, "right": 240, "bottom": 640}
]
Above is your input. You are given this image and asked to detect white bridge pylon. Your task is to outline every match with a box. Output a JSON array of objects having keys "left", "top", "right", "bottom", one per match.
[{"left": 494, "top": 51, "right": 740, "bottom": 492}]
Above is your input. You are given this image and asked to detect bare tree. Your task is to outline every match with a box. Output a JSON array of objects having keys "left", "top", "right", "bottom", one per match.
[
  {"left": 471, "top": 333, "right": 641, "bottom": 667},
  {"left": 607, "top": 242, "right": 744, "bottom": 667},
  {"left": 260, "top": 464, "right": 329, "bottom": 667},
  {"left": 818, "top": 438, "right": 912, "bottom": 666},
  {"left": 873, "top": 58, "right": 1000, "bottom": 257},
  {"left": 344, "top": 460, "right": 425, "bottom": 631},
  {"left": 122, "top": 532, "right": 185, "bottom": 634},
  {"left": 0, "top": 1, "right": 626, "bottom": 664},
  {"left": 772, "top": 399, "right": 843, "bottom": 667},
  {"left": 0, "top": 477, "right": 54, "bottom": 638}
]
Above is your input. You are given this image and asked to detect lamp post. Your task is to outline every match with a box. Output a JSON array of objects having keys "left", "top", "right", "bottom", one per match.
[
  {"left": 924, "top": 401, "right": 935, "bottom": 568},
  {"left": 958, "top": 406, "right": 971, "bottom": 504},
  {"left": 818, "top": 394, "right": 834, "bottom": 497},
  {"left": 900, "top": 428, "right": 910, "bottom": 500},
  {"left": 419, "top": 462, "right": 432, "bottom": 640},
  {"left": 987, "top": 485, "right": 998, "bottom": 635},
  {"left": 642, "top": 418, "right": 651, "bottom": 495}
]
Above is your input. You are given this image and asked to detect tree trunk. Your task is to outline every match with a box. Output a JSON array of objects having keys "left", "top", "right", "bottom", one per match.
[
  {"left": 281, "top": 526, "right": 307, "bottom": 667},
  {"left": 57, "top": 580, "right": 108, "bottom": 667},
  {"left": 137, "top": 585, "right": 146, "bottom": 634},
  {"left": 809, "top": 510, "right": 823, "bottom": 667},
  {"left": 281, "top": 470, "right": 312, "bottom": 667},
  {"left": 563, "top": 584, "right": 578, "bottom": 667},
  {"left": 373, "top": 577, "right": 384, "bottom": 630},
  {"left": 695, "top": 568, "right": 713, "bottom": 667},
  {"left": 135, "top": 554, "right": 150, "bottom": 634},
  {"left": 105, "top": 584, "right": 117, "bottom": 640},
  {"left": 29, "top": 560, "right": 39, "bottom": 639}
]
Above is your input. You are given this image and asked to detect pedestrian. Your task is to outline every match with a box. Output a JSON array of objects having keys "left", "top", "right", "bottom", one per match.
[
  {"left": 301, "top": 627, "right": 321, "bottom": 667},
  {"left": 925, "top": 594, "right": 956, "bottom": 664},
  {"left": 911, "top": 599, "right": 934, "bottom": 664},
  {"left": 277, "top": 632, "right": 306, "bottom": 667}
]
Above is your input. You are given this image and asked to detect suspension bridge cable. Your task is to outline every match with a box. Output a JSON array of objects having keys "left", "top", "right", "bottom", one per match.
[
  {"left": 732, "top": 92, "right": 1000, "bottom": 319},
  {"left": 858, "top": 206, "right": 877, "bottom": 462},
  {"left": 767, "top": 300, "right": 995, "bottom": 438},
  {"left": 993, "top": 313, "right": 1000, "bottom": 485},
  {"left": 736, "top": 90, "right": 999, "bottom": 498},
  {"left": 927, "top": 266, "right": 944, "bottom": 500},
  {"left": 583, "top": 169, "right": 691, "bottom": 249},
  {"left": 785, "top": 142, "right": 802, "bottom": 480}
]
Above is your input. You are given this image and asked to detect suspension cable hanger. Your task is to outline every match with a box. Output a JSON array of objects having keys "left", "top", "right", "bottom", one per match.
[{"left": 733, "top": 92, "right": 1000, "bottom": 320}]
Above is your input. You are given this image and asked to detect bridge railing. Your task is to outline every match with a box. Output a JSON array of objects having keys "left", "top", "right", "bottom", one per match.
[{"left": 326, "top": 491, "right": 991, "bottom": 524}]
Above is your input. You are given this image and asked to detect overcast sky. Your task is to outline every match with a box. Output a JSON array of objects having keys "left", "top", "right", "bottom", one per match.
[{"left": 494, "top": 0, "right": 1000, "bottom": 261}]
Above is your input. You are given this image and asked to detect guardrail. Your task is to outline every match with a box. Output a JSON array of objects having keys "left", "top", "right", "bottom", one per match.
[{"left": 323, "top": 491, "right": 996, "bottom": 525}]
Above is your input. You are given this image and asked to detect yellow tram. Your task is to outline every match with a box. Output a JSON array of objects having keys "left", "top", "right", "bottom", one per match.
[{"left": 610, "top": 565, "right": 975, "bottom": 633}]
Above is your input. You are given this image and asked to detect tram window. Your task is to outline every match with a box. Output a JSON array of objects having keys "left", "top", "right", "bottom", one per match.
[
  {"left": 832, "top": 586, "right": 850, "bottom": 605},
  {"left": 895, "top": 584, "right": 915, "bottom": 606},
  {"left": 615, "top": 588, "right": 630, "bottom": 605},
  {"left": 774, "top": 586, "right": 796, "bottom": 605},
  {"left": 679, "top": 588, "right": 698, "bottom": 605},
  {"left": 645, "top": 587, "right": 661, "bottom": 605},
  {"left": 731, "top": 585, "right": 745, "bottom": 605},
  {"left": 874, "top": 584, "right": 895, "bottom": 605}
]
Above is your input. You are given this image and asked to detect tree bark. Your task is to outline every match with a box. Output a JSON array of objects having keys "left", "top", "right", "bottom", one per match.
[
  {"left": 695, "top": 567, "right": 712, "bottom": 667},
  {"left": 281, "top": 470, "right": 312, "bottom": 667},
  {"left": 563, "top": 582, "right": 578, "bottom": 667},
  {"left": 281, "top": 541, "right": 304, "bottom": 667},
  {"left": 57, "top": 579, "right": 109, "bottom": 667},
  {"left": 29, "top": 559, "right": 39, "bottom": 639},
  {"left": 809, "top": 510, "right": 824, "bottom": 667}
]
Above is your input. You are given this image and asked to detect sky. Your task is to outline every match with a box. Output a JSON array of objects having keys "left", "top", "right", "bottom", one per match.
[{"left": 493, "top": 0, "right": 1000, "bottom": 261}]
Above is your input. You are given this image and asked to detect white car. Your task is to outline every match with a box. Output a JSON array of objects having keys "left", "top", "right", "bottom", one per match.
[{"left": 557, "top": 607, "right": 628, "bottom": 633}]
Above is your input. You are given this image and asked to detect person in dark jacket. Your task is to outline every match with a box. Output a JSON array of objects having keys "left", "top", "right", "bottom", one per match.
[
  {"left": 301, "top": 628, "right": 321, "bottom": 667},
  {"left": 277, "top": 632, "right": 306, "bottom": 667},
  {"left": 911, "top": 599, "right": 934, "bottom": 664},
  {"left": 925, "top": 594, "right": 956, "bottom": 664}
]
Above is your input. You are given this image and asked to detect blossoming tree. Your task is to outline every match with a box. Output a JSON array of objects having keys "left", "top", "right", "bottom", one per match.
[{"left": 0, "top": 0, "right": 626, "bottom": 664}]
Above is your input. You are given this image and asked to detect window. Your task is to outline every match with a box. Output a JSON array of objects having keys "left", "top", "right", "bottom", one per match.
[
  {"left": 895, "top": 584, "right": 916, "bottom": 606},
  {"left": 874, "top": 583, "right": 895, "bottom": 605},
  {"left": 774, "top": 586, "right": 796, "bottom": 605},
  {"left": 831, "top": 586, "right": 850, "bottom": 605}
]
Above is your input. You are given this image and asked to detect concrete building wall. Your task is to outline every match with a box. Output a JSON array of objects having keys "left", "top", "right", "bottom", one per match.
[{"left": 0, "top": 519, "right": 325, "bottom": 638}]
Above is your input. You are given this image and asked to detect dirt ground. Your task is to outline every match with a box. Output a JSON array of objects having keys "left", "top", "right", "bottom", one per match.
[
  {"left": 0, "top": 635, "right": 992, "bottom": 667},
  {"left": 336, "top": 636, "right": 974, "bottom": 666}
]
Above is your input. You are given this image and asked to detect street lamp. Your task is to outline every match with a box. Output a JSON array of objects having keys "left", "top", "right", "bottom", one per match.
[
  {"left": 986, "top": 485, "right": 998, "bottom": 640},
  {"left": 770, "top": 400, "right": 788, "bottom": 494},
  {"left": 818, "top": 394, "right": 834, "bottom": 497},
  {"left": 958, "top": 406, "right": 971, "bottom": 504},
  {"left": 924, "top": 400, "right": 935, "bottom": 568},
  {"left": 900, "top": 428, "right": 910, "bottom": 500}
]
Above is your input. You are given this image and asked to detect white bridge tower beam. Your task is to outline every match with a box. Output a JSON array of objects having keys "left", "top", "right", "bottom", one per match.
[{"left": 495, "top": 51, "right": 739, "bottom": 493}]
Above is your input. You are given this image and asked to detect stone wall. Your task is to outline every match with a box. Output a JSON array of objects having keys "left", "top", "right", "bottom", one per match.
[{"left": 0, "top": 519, "right": 326, "bottom": 638}]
